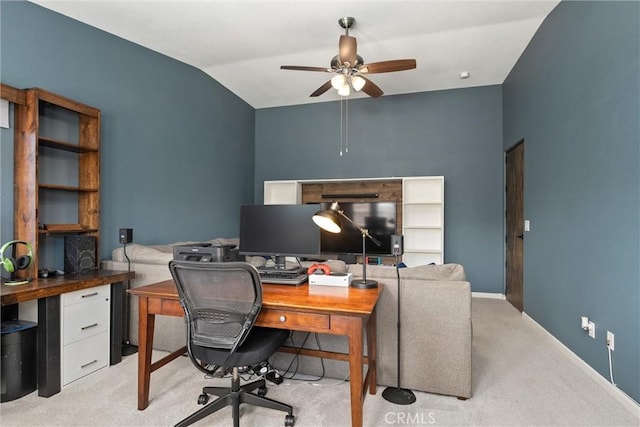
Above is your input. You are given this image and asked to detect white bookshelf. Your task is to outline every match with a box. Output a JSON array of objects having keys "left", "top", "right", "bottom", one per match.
[{"left": 402, "top": 177, "right": 444, "bottom": 266}]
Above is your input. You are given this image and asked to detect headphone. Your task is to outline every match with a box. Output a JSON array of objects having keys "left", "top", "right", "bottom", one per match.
[
  {"left": 307, "top": 263, "right": 331, "bottom": 275},
  {"left": 1, "top": 240, "right": 34, "bottom": 273}
]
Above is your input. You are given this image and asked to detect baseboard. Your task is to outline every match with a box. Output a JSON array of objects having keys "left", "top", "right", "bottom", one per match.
[
  {"left": 472, "top": 292, "right": 505, "bottom": 300},
  {"left": 522, "top": 312, "right": 640, "bottom": 417}
]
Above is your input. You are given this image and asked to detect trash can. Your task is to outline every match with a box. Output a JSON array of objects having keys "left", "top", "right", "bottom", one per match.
[{"left": 1, "top": 320, "right": 37, "bottom": 402}]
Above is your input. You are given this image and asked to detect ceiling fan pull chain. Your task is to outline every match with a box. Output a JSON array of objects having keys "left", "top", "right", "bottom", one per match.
[
  {"left": 339, "top": 97, "right": 344, "bottom": 156},
  {"left": 345, "top": 96, "right": 349, "bottom": 153}
]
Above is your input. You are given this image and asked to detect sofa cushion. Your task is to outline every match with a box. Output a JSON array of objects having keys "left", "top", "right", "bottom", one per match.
[
  {"left": 347, "top": 262, "right": 466, "bottom": 281},
  {"left": 111, "top": 237, "right": 240, "bottom": 264},
  {"left": 111, "top": 244, "right": 173, "bottom": 264},
  {"left": 400, "top": 263, "right": 466, "bottom": 281}
]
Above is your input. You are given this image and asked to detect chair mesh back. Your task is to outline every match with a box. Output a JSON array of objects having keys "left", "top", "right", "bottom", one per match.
[{"left": 169, "top": 262, "right": 262, "bottom": 349}]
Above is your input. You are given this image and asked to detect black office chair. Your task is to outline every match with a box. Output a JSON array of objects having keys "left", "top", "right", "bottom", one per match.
[{"left": 169, "top": 261, "right": 295, "bottom": 427}]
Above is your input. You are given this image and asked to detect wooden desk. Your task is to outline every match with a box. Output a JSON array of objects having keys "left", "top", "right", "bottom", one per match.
[
  {"left": 129, "top": 280, "right": 382, "bottom": 427},
  {"left": 1, "top": 269, "right": 135, "bottom": 397}
]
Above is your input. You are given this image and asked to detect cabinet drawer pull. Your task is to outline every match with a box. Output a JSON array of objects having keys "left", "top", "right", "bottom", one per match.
[
  {"left": 81, "top": 292, "right": 98, "bottom": 298},
  {"left": 279, "top": 315, "right": 286, "bottom": 323},
  {"left": 81, "top": 323, "right": 98, "bottom": 330},
  {"left": 81, "top": 359, "right": 98, "bottom": 369}
]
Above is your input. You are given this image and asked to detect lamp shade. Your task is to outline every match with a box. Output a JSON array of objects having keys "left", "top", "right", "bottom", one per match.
[
  {"left": 331, "top": 74, "right": 347, "bottom": 90},
  {"left": 337, "top": 84, "right": 351, "bottom": 97},
  {"left": 312, "top": 210, "right": 342, "bottom": 233},
  {"left": 351, "top": 75, "right": 366, "bottom": 92}
]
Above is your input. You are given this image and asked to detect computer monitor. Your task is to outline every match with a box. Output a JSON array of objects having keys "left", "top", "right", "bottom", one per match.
[
  {"left": 239, "top": 204, "right": 321, "bottom": 269},
  {"left": 320, "top": 201, "right": 397, "bottom": 256}
]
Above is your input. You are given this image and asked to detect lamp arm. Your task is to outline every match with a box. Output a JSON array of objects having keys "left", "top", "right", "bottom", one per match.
[{"left": 337, "top": 211, "right": 382, "bottom": 246}]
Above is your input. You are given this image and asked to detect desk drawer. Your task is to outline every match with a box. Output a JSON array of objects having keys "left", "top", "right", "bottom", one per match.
[
  {"left": 259, "top": 309, "right": 330, "bottom": 331},
  {"left": 62, "top": 296, "right": 109, "bottom": 345},
  {"left": 63, "top": 285, "right": 110, "bottom": 306},
  {"left": 62, "top": 331, "right": 109, "bottom": 386}
]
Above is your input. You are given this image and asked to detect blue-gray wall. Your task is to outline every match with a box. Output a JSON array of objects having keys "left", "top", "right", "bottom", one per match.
[
  {"left": 0, "top": 1, "right": 255, "bottom": 262},
  {"left": 255, "top": 86, "right": 505, "bottom": 293},
  {"left": 504, "top": 1, "right": 639, "bottom": 402},
  {"left": 2, "top": 0, "right": 638, "bottom": 405}
]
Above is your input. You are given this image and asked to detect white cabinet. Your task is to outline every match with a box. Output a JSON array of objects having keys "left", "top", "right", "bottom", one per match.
[
  {"left": 60, "top": 285, "right": 110, "bottom": 386},
  {"left": 264, "top": 176, "right": 445, "bottom": 266},
  {"left": 402, "top": 176, "right": 444, "bottom": 266},
  {"left": 263, "top": 181, "right": 301, "bottom": 204}
]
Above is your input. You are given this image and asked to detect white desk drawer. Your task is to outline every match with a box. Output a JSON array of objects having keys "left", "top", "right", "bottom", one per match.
[
  {"left": 63, "top": 285, "right": 110, "bottom": 307},
  {"left": 62, "top": 296, "right": 109, "bottom": 345},
  {"left": 62, "top": 331, "right": 109, "bottom": 385}
]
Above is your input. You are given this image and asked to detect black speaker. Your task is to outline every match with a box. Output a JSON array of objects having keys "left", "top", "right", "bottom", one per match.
[
  {"left": 64, "top": 236, "right": 96, "bottom": 273},
  {"left": 391, "top": 235, "right": 404, "bottom": 255}
]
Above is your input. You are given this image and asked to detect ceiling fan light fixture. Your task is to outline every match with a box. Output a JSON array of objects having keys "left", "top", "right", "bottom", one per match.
[
  {"left": 331, "top": 74, "right": 347, "bottom": 90},
  {"left": 338, "top": 84, "right": 351, "bottom": 96},
  {"left": 351, "top": 75, "right": 366, "bottom": 91}
]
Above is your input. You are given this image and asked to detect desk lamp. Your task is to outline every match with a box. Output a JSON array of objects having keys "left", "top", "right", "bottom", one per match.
[{"left": 312, "top": 202, "right": 381, "bottom": 289}]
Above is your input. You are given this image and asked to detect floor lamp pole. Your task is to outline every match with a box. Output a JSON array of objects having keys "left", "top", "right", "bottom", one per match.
[
  {"left": 121, "top": 243, "right": 138, "bottom": 356},
  {"left": 382, "top": 263, "right": 416, "bottom": 405}
]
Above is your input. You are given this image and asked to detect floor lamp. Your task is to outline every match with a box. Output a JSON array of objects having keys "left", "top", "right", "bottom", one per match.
[
  {"left": 382, "top": 261, "right": 416, "bottom": 405},
  {"left": 312, "top": 202, "right": 381, "bottom": 289},
  {"left": 121, "top": 242, "right": 138, "bottom": 356}
]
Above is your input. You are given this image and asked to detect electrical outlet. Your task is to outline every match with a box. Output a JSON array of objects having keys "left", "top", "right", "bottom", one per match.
[
  {"left": 588, "top": 321, "right": 596, "bottom": 339},
  {"left": 581, "top": 316, "right": 589, "bottom": 330},
  {"left": 607, "top": 331, "right": 615, "bottom": 351}
]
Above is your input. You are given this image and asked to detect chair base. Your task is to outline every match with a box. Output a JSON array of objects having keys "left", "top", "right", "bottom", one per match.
[{"left": 175, "top": 369, "right": 294, "bottom": 427}]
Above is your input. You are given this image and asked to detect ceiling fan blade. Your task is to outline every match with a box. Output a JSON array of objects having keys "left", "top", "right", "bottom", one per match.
[
  {"left": 310, "top": 81, "right": 333, "bottom": 97},
  {"left": 339, "top": 35, "right": 357, "bottom": 67},
  {"left": 359, "top": 59, "right": 416, "bottom": 74},
  {"left": 280, "top": 65, "right": 330, "bottom": 72},
  {"left": 360, "top": 77, "right": 384, "bottom": 98}
]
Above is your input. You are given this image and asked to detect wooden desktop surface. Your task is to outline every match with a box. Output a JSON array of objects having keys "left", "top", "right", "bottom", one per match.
[
  {"left": 129, "top": 280, "right": 382, "bottom": 427},
  {"left": 1, "top": 269, "right": 135, "bottom": 305},
  {"left": 131, "top": 278, "right": 380, "bottom": 314}
]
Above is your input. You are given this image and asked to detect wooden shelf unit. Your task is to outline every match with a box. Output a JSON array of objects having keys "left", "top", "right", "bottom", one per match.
[{"left": 14, "top": 88, "right": 101, "bottom": 278}]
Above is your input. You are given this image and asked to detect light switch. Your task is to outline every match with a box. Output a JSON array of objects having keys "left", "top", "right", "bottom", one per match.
[{"left": 524, "top": 220, "right": 530, "bottom": 232}]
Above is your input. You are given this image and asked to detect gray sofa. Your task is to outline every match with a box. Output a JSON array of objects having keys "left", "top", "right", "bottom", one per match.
[{"left": 102, "top": 240, "right": 472, "bottom": 399}]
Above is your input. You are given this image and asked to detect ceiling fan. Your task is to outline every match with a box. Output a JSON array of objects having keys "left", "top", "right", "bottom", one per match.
[{"left": 280, "top": 17, "right": 417, "bottom": 98}]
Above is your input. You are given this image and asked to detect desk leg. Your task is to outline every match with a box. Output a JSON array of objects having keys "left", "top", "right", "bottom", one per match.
[
  {"left": 37, "top": 296, "right": 61, "bottom": 397},
  {"left": 110, "top": 282, "right": 124, "bottom": 366},
  {"left": 366, "top": 309, "right": 377, "bottom": 395},
  {"left": 346, "top": 316, "right": 364, "bottom": 427},
  {"left": 137, "top": 296, "right": 155, "bottom": 410}
]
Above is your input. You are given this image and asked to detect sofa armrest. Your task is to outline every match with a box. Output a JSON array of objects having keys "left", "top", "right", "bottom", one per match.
[{"left": 399, "top": 279, "right": 472, "bottom": 398}]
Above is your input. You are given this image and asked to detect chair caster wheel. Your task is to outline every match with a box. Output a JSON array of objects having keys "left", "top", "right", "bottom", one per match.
[
  {"left": 284, "top": 414, "right": 295, "bottom": 426},
  {"left": 197, "top": 393, "right": 209, "bottom": 405},
  {"left": 257, "top": 386, "right": 267, "bottom": 397}
]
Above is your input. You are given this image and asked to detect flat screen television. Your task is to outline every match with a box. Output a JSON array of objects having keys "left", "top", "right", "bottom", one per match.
[
  {"left": 239, "top": 204, "right": 321, "bottom": 269},
  {"left": 320, "top": 201, "right": 397, "bottom": 256}
]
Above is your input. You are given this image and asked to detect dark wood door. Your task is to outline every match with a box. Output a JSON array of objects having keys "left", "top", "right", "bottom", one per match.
[{"left": 505, "top": 142, "right": 524, "bottom": 312}]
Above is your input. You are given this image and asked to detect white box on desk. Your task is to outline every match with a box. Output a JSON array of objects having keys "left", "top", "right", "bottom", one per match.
[{"left": 308, "top": 272, "right": 352, "bottom": 287}]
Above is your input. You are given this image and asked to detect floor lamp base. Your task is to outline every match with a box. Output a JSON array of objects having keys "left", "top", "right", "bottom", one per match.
[
  {"left": 122, "top": 342, "right": 138, "bottom": 356},
  {"left": 382, "top": 386, "right": 416, "bottom": 405}
]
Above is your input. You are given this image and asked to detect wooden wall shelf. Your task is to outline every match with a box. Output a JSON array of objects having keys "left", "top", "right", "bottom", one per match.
[
  {"left": 12, "top": 87, "right": 101, "bottom": 276},
  {"left": 39, "top": 136, "right": 99, "bottom": 153}
]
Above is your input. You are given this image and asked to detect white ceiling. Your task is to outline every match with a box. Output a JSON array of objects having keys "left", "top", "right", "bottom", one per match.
[{"left": 30, "top": 0, "right": 559, "bottom": 109}]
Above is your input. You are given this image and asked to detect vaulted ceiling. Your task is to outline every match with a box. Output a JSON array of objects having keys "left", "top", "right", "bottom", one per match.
[{"left": 31, "top": 1, "right": 559, "bottom": 109}]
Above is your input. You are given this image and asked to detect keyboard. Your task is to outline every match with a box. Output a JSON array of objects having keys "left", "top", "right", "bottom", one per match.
[{"left": 258, "top": 269, "right": 308, "bottom": 286}]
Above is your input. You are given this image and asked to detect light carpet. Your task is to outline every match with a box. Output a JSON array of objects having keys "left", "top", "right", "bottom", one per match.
[{"left": 1, "top": 298, "right": 638, "bottom": 426}]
